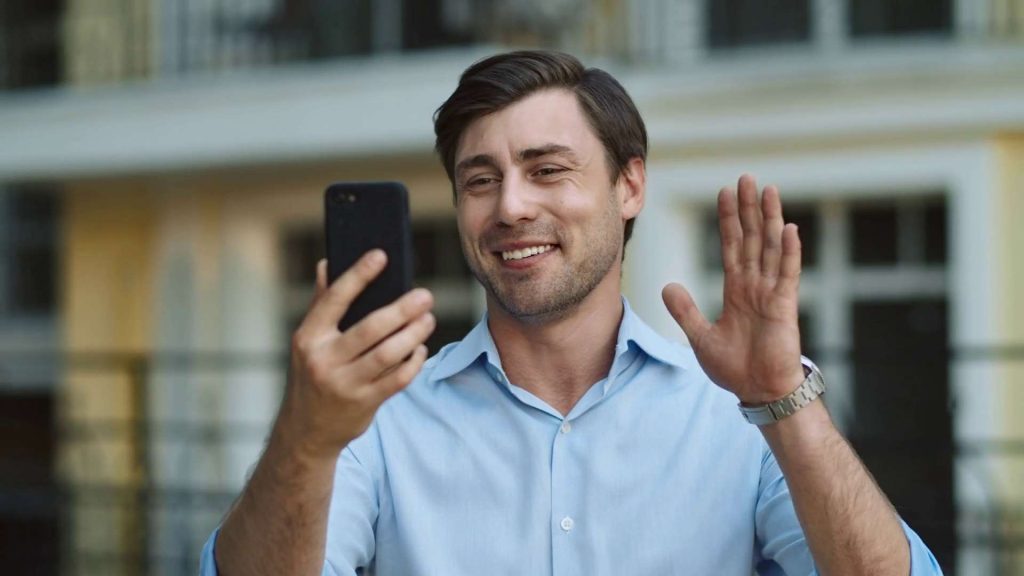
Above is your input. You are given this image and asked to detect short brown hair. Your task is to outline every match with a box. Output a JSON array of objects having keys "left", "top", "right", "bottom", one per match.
[{"left": 433, "top": 50, "right": 647, "bottom": 249}]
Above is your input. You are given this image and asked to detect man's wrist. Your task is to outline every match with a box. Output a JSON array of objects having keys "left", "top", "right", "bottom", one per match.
[
  {"left": 738, "top": 356, "right": 825, "bottom": 426},
  {"left": 737, "top": 365, "right": 808, "bottom": 406},
  {"left": 266, "top": 414, "right": 345, "bottom": 478}
]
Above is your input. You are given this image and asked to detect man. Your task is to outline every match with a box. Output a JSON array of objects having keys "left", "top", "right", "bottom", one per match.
[{"left": 202, "top": 51, "right": 941, "bottom": 575}]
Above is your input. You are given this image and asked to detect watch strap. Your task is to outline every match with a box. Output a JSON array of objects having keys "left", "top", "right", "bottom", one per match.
[{"left": 738, "top": 356, "right": 825, "bottom": 426}]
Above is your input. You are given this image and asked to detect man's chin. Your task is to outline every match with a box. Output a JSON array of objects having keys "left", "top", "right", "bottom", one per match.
[{"left": 489, "top": 289, "right": 581, "bottom": 325}]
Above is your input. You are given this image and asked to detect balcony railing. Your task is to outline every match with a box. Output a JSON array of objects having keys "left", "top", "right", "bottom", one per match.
[
  {"left": 1, "top": 0, "right": 480, "bottom": 90},
  {"left": 0, "top": 346, "right": 1022, "bottom": 574},
  {"left": 3, "top": 0, "right": 1022, "bottom": 92}
]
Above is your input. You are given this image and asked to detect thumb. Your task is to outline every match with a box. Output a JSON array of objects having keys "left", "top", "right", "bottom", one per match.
[{"left": 662, "top": 283, "right": 711, "bottom": 346}]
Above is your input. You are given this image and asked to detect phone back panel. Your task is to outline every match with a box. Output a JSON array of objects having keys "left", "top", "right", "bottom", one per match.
[{"left": 324, "top": 182, "right": 413, "bottom": 331}]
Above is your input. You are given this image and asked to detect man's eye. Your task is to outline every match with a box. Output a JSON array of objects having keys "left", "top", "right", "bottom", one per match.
[
  {"left": 534, "top": 167, "right": 565, "bottom": 177},
  {"left": 462, "top": 176, "right": 500, "bottom": 192}
]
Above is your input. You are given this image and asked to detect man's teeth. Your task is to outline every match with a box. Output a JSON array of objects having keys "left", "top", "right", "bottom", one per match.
[{"left": 501, "top": 244, "right": 554, "bottom": 261}]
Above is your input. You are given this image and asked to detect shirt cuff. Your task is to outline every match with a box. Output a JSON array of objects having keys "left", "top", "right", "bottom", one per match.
[
  {"left": 903, "top": 520, "right": 944, "bottom": 575},
  {"left": 199, "top": 527, "right": 221, "bottom": 576}
]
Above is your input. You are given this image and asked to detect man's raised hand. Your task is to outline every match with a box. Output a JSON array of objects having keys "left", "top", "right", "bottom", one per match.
[
  {"left": 278, "top": 250, "right": 435, "bottom": 461},
  {"left": 662, "top": 174, "right": 804, "bottom": 405}
]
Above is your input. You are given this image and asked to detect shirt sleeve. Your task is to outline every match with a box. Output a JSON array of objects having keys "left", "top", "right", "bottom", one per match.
[
  {"left": 197, "top": 525, "right": 362, "bottom": 576},
  {"left": 754, "top": 444, "right": 944, "bottom": 576},
  {"left": 901, "top": 521, "right": 945, "bottom": 575},
  {"left": 197, "top": 437, "right": 381, "bottom": 576},
  {"left": 754, "top": 445, "right": 816, "bottom": 575},
  {"left": 323, "top": 442, "right": 380, "bottom": 575}
]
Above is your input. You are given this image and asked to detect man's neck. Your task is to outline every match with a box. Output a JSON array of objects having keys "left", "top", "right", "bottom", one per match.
[{"left": 486, "top": 279, "right": 624, "bottom": 416}]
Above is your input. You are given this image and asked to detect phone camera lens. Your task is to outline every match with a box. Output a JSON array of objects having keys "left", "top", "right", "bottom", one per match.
[{"left": 345, "top": 193, "right": 356, "bottom": 203}]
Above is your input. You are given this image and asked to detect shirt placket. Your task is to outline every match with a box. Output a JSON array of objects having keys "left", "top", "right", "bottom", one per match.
[{"left": 550, "top": 415, "right": 581, "bottom": 576}]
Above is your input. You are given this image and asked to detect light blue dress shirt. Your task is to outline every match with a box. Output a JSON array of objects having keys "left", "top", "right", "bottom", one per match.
[{"left": 201, "top": 300, "right": 942, "bottom": 575}]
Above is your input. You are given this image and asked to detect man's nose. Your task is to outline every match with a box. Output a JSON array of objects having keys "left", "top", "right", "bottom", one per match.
[{"left": 496, "top": 173, "right": 540, "bottom": 226}]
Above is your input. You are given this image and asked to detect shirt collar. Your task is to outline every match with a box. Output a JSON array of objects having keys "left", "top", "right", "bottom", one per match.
[
  {"left": 615, "top": 298, "right": 687, "bottom": 370},
  {"left": 429, "top": 298, "right": 687, "bottom": 384},
  {"left": 429, "top": 312, "right": 502, "bottom": 382}
]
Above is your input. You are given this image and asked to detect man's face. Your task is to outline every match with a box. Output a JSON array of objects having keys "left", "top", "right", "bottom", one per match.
[{"left": 453, "top": 89, "right": 638, "bottom": 322}]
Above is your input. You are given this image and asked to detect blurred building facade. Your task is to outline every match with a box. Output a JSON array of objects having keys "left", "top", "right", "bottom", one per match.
[{"left": 0, "top": 0, "right": 1022, "bottom": 574}]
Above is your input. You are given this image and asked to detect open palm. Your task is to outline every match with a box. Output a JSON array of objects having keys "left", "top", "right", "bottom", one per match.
[{"left": 663, "top": 175, "right": 805, "bottom": 405}]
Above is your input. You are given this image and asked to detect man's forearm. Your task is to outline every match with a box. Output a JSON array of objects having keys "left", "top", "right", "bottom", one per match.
[
  {"left": 214, "top": 429, "right": 337, "bottom": 576},
  {"left": 761, "top": 400, "right": 910, "bottom": 576}
]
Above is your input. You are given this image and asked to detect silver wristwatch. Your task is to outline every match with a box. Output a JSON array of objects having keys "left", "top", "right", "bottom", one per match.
[{"left": 738, "top": 356, "right": 825, "bottom": 426}]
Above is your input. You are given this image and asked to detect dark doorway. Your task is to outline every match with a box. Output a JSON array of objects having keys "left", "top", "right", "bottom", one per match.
[
  {"left": 850, "top": 299, "right": 955, "bottom": 571},
  {"left": 0, "top": 0, "right": 65, "bottom": 89},
  {"left": 0, "top": 391, "right": 58, "bottom": 574}
]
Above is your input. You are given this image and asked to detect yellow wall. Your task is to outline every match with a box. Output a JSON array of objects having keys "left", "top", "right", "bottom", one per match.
[
  {"left": 60, "top": 179, "right": 157, "bottom": 575},
  {"left": 56, "top": 154, "right": 453, "bottom": 571},
  {"left": 996, "top": 135, "right": 1024, "bottom": 506},
  {"left": 58, "top": 153, "right": 452, "bottom": 415},
  {"left": 64, "top": 181, "right": 157, "bottom": 353}
]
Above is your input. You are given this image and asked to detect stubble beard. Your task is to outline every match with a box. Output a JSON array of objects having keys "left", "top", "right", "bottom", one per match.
[{"left": 461, "top": 193, "right": 623, "bottom": 325}]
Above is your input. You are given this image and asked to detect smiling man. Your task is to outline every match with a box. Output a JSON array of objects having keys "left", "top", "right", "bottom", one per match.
[{"left": 203, "top": 51, "right": 942, "bottom": 575}]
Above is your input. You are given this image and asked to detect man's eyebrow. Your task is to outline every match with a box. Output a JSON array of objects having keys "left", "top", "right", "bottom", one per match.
[
  {"left": 455, "top": 145, "right": 579, "bottom": 177},
  {"left": 455, "top": 154, "right": 498, "bottom": 178},
  {"left": 517, "top": 144, "right": 579, "bottom": 163}
]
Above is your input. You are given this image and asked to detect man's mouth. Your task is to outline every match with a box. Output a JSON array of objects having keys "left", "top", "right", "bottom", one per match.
[{"left": 500, "top": 244, "right": 555, "bottom": 261}]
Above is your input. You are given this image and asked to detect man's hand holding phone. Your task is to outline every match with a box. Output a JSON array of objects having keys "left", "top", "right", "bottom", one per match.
[
  {"left": 277, "top": 250, "right": 435, "bottom": 462},
  {"left": 216, "top": 250, "right": 433, "bottom": 575}
]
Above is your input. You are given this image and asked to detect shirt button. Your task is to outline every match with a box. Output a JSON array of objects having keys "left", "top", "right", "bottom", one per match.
[
  {"left": 560, "top": 421, "right": 572, "bottom": 434},
  {"left": 560, "top": 516, "right": 574, "bottom": 532}
]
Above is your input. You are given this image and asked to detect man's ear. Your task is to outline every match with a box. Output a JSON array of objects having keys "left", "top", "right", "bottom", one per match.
[{"left": 617, "top": 157, "right": 646, "bottom": 221}]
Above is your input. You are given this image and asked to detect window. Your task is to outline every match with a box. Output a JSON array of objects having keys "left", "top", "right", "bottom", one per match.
[
  {"left": 848, "top": 0, "right": 953, "bottom": 37},
  {"left": 700, "top": 0, "right": 956, "bottom": 57},
  {"left": 700, "top": 192, "right": 952, "bottom": 550},
  {"left": 0, "top": 187, "right": 58, "bottom": 316},
  {"left": 167, "top": 0, "right": 477, "bottom": 76},
  {"left": 849, "top": 197, "right": 947, "bottom": 266},
  {"left": 401, "top": 0, "right": 474, "bottom": 50},
  {"left": 706, "top": 0, "right": 811, "bottom": 49},
  {"left": 295, "top": 0, "right": 374, "bottom": 58},
  {"left": 412, "top": 219, "right": 470, "bottom": 280},
  {"left": 0, "top": 0, "right": 63, "bottom": 89},
  {"left": 282, "top": 218, "right": 476, "bottom": 354},
  {"left": 701, "top": 200, "right": 820, "bottom": 359},
  {"left": 702, "top": 201, "right": 819, "bottom": 270},
  {"left": 922, "top": 202, "right": 947, "bottom": 264},
  {"left": 850, "top": 205, "right": 899, "bottom": 265},
  {"left": 410, "top": 218, "right": 476, "bottom": 353}
]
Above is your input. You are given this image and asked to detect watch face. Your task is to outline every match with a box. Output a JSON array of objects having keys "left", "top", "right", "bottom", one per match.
[{"left": 800, "top": 355, "right": 822, "bottom": 378}]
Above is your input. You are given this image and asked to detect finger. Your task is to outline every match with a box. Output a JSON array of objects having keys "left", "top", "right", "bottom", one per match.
[
  {"left": 760, "top": 185, "right": 784, "bottom": 279},
  {"left": 371, "top": 344, "right": 429, "bottom": 403},
  {"left": 737, "top": 174, "right": 763, "bottom": 273},
  {"left": 314, "top": 259, "right": 328, "bottom": 299},
  {"left": 352, "top": 312, "right": 436, "bottom": 379},
  {"left": 302, "top": 259, "right": 329, "bottom": 313},
  {"left": 662, "top": 283, "right": 712, "bottom": 347},
  {"left": 775, "top": 223, "right": 802, "bottom": 296},
  {"left": 717, "top": 188, "right": 742, "bottom": 274},
  {"left": 338, "top": 288, "right": 434, "bottom": 361},
  {"left": 305, "top": 250, "right": 387, "bottom": 334}
]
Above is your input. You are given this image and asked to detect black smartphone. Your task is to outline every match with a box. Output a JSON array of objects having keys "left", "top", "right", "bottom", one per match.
[{"left": 324, "top": 181, "right": 413, "bottom": 331}]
